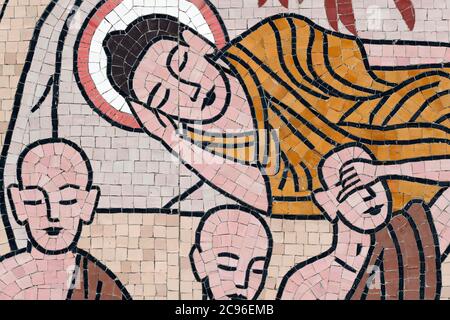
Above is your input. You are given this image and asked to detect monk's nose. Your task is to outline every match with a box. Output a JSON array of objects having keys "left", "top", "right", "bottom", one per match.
[
  {"left": 362, "top": 186, "right": 376, "bottom": 202},
  {"left": 234, "top": 270, "right": 248, "bottom": 289},
  {"left": 47, "top": 202, "right": 60, "bottom": 223}
]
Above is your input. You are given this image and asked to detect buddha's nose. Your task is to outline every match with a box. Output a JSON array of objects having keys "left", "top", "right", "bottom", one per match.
[
  {"left": 190, "top": 86, "right": 201, "bottom": 102},
  {"left": 178, "top": 80, "right": 202, "bottom": 103}
]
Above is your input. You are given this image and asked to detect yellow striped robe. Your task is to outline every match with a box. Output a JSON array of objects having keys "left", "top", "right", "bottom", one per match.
[{"left": 184, "top": 15, "right": 450, "bottom": 216}]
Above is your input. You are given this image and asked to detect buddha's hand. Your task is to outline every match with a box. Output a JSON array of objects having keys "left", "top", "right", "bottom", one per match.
[
  {"left": 129, "top": 101, "right": 178, "bottom": 144},
  {"left": 338, "top": 159, "right": 378, "bottom": 193}
]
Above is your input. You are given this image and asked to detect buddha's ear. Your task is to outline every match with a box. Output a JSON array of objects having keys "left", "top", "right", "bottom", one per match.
[
  {"left": 181, "top": 29, "right": 215, "bottom": 55},
  {"left": 7, "top": 184, "right": 28, "bottom": 225},
  {"left": 189, "top": 245, "right": 207, "bottom": 282},
  {"left": 312, "top": 188, "right": 338, "bottom": 223}
]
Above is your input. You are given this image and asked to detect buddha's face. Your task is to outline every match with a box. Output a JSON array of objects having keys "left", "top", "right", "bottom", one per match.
[{"left": 130, "top": 30, "right": 229, "bottom": 123}]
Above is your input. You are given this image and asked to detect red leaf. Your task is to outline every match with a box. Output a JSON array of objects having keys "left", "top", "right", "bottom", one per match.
[
  {"left": 394, "top": 0, "right": 415, "bottom": 30},
  {"left": 258, "top": 0, "right": 267, "bottom": 7},
  {"left": 337, "top": 0, "right": 357, "bottom": 35},
  {"left": 279, "top": 0, "right": 289, "bottom": 8},
  {"left": 324, "top": 0, "right": 338, "bottom": 31}
]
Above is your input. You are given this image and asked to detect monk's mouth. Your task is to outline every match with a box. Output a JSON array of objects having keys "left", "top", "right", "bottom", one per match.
[
  {"left": 201, "top": 86, "right": 216, "bottom": 110},
  {"left": 43, "top": 227, "right": 63, "bottom": 236},
  {"left": 227, "top": 294, "right": 247, "bottom": 300},
  {"left": 363, "top": 204, "right": 384, "bottom": 216}
]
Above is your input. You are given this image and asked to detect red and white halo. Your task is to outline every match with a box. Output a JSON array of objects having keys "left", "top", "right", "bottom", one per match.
[{"left": 76, "top": 0, "right": 228, "bottom": 130}]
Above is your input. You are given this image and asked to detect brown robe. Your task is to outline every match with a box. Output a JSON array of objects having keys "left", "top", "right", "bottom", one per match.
[
  {"left": 350, "top": 201, "right": 441, "bottom": 300},
  {"left": 67, "top": 250, "right": 131, "bottom": 300}
]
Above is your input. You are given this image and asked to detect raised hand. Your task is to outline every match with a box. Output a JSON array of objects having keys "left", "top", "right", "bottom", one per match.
[
  {"left": 338, "top": 159, "right": 378, "bottom": 201},
  {"left": 129, "top": 100, "right": 178, "bottom": 144}
]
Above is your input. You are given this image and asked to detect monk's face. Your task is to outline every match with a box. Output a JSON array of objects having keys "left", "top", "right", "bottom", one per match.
[
  {"left": 314, "top": 146, "right": 390, "bottom": 233},
  {"left": 131, "top": 29, "right": 228, "bottom": 123},
  {"left": 8, "top": 142, "right": 99, "bottom": 253},
  {"left": 191, "top": 209, "right": 271, "bottom": 300},
  {"left": 324, "top": 180, "right": 390, "bottom": 232}
]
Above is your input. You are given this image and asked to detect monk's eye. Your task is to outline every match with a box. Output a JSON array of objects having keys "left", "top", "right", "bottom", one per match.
[
  {"left": 218, "top": 264, "right": 237, "bottom": 272},
  {"left": 24, "top": 199, "right": 43, "bottom": 206},
  {"left": 59, "top": 199, "right": 77, "bottom": 205}
]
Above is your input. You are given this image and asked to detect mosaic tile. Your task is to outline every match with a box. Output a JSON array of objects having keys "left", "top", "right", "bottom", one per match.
[{"left": 0, "top": 0, "right": 448, "bottom": 300}]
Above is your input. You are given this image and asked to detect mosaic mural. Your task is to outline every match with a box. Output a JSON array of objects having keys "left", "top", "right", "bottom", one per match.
[{"left": 0, "top": 0, "right": 449, "bottom": 300}]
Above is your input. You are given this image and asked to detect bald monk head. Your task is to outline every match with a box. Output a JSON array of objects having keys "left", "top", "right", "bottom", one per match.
[
  {"left": 189, "top": 206, "right": 273, "bottom": 300},
  {"left": 312, "top": 143, "right": 392, "bottom": 233},
  {"left": 8, "top": 138, "right": 100, "bottom": 254}
]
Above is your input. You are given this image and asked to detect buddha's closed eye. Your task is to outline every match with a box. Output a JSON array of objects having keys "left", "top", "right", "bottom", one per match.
[{"left": 167, "top": 45, "right": 189, "bottom": 74}]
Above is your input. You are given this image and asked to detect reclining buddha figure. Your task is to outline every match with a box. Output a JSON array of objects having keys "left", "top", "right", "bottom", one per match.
[{"left": 104, "top": 13, "right": 450, "bottom": 217}]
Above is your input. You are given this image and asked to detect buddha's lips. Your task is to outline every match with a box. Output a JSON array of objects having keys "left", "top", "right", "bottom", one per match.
[{"left": 201, "top": 86, "right": 216, "bottom": 110}]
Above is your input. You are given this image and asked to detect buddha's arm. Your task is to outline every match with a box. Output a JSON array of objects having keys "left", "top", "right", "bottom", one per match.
[
  {"left": 129, "top": 101, "right": 269, "bottom": 212},
  {"left": 166, "top": 135, "right": 269, "bottom": 212}
]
